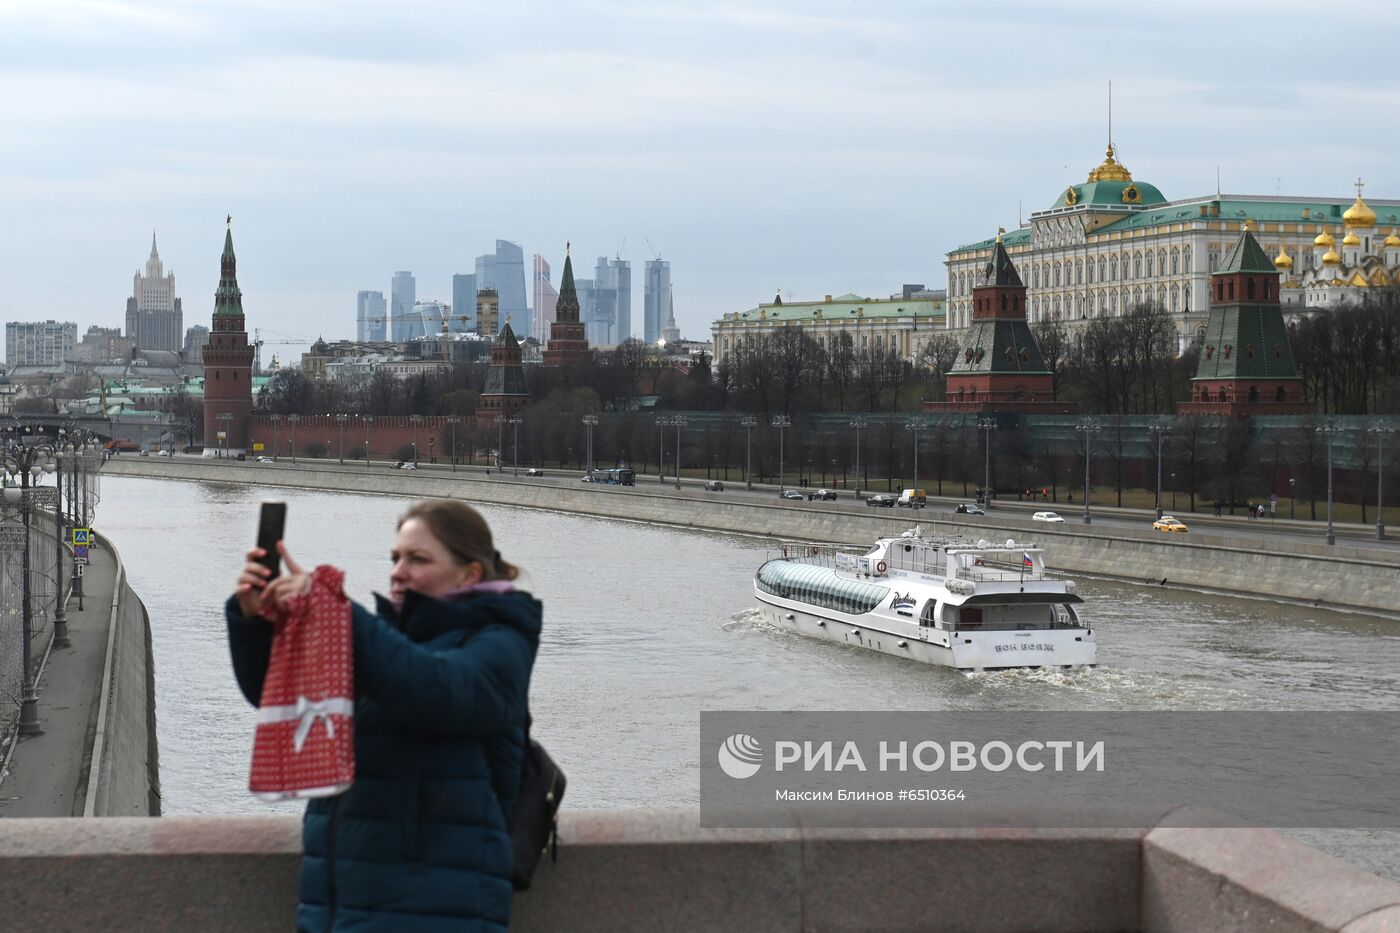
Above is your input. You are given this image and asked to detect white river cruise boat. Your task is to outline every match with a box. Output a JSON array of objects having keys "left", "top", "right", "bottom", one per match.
[{"left": 754, "top": 527, "right": 1096, "bottom": 670}]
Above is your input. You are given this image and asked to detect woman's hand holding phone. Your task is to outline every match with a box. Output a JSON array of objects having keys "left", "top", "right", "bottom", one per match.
[{"left": 236, "top": 542, "right": 310, "bottom": 619}]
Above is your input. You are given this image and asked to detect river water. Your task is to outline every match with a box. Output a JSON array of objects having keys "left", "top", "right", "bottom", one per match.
[{"left": 95, "top": 476, "right": 1400, "bottom": 878}]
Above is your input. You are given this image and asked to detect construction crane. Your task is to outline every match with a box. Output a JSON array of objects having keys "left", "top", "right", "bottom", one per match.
[
  {"left": 616, "top": 237, "right": 626, "bottom": 260},
  {"left": 252, "top": 328, "right": 318, "bottom": 374},
  {"left": 644, "top": 237, "right": 661, "bottom": 261}
]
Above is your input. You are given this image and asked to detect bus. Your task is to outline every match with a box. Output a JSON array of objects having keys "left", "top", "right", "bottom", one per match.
[{"left": 587, "top": 468, "right": 636, "bottom": 486}]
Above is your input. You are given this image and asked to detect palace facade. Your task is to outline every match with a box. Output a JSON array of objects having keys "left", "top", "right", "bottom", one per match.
[{"left": 945, "top": 144, "right": 1400, "bottom": 351}]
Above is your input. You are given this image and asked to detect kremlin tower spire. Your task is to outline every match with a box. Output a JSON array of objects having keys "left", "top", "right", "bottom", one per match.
[
  {"left": 202, "top": 217, "right": 255, "bottom": 456},
  {"left": 543, "top": 242, "right": 590, "bottom": 366}
]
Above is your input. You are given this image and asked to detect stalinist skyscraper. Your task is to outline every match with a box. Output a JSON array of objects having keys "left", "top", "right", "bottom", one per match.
[{"left": 126, "top": 232, "right": 183, "bottom": 352}]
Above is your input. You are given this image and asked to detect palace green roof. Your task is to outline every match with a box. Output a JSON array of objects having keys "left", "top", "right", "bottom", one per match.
[
  {"left": 720, "top": 294, "right": 944, "bottom": 324},
  {"left": 1050, "top": 179, "right": 1168, "bottom": 210}
]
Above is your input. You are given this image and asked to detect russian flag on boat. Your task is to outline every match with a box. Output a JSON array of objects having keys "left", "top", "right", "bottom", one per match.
[{"left": 1022, "top": 552, "right": 1034, "bottom": 568}]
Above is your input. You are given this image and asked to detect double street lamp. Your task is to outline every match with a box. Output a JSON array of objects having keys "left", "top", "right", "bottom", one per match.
[
  {"left": 740, "top": 416, "right": 757, "bottom": 491},
  {"left": 268, "top": 413, "right": 282, "bottom": 459},
  {"left": 1318, "top": 420, "right": 1344, "bottom": 546},
  {"left": 849, "top": 417, "right": 866, "bottom": 495},
  {"left": 215, "top": 413, "right": 232, "bottom": 457},
  {"left": 505, "top": 416, "right": 522, "bottom": 477},
  {"left": 287, "top": 414, "right": 300, "bottom": 464},
  {"left": 978, "top": 417, "right": 998, "bottom": 511},
  {"left": 905, "top": 419, "right": 925, "bottom": 490},
  {"left": 655, "top": 415, "right": 686, "bottom": 489},
  {"left": 1150, "top": 416, "right": 1172, "bottom": 520},
  {"left": 582, "top": 414, "right": 599, "bottom": 476},
  {"left": 410, "top": 414, "right": 423, "bottom": 466},
  {"left": 1075, "top": 418, "right": 1101, "bottom": 525},
  {"left": 1369, "top": 422, "right": 1394, "bottom": 541},
  {"left": 336, "top": 414, "right": 348, "bottom": 464},
  {"left": 445, "top": 415, "right": 460, "bottom": 472},
  {"left": 772, "top": 415, "right": 791, "bottom": 494}
]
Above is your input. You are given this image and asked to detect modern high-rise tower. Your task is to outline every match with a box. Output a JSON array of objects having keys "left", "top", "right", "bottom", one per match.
[
  {"left": 532, "top": 255, "right": 557, "bottom": 344},
  {"left": 587, "top": 255, "right": 618, "bottom": 345},
  {"left": 126, "top": 232, "right": 183, "bottom": 351},
  {"left": 452, "top": 274, "right": 477, "bottom": 331},
  {"left": 357, "top": 290, "right": 386, "bottom": 341},
  {"left": 390, "top": 271, "right": 416, "bottom": 341},
  {"left": 612, "top": 257, "right": 632, "bottom": 342},
  {"left": 643, "top": 259, "right": 671, "bottom": 345},
  {"left": 202, "top": 220, "right": 255, "bottom": 455},
  {"left": 476, "top": 240, "right": 528, "bottom": 337}
]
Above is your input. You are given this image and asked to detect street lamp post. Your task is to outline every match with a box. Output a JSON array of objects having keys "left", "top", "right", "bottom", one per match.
[
  {"left": 336, "top": 414, "right": 348, "bottom": 464},
  {"left": 582, "top": 414, "right": 599, "bottom": 476},
  {"left": 1075, "top": 418, "right": 1101, "bottom": 525},
  {"left": 1318, "top": 420, "right": 1343, "bottom": 546},
  {"left": 849, "top": 418, "right": 866, "bottom": 495},
  {"left": 216, "top": 413, "right": 232, "bottom": 458},
  {"left": 363, "top": 416, "right": 372, "bottom": 467},
  {"left": 740, "top": 416, "right": 757, "bottom": 491},
  {"left": 445, "top": 416, "right": 460, "bottom": 472},
  {"left": 1369, "top": 422, "right": 1394, "bottom": 541},
  {"left": 1289, "top": 477, "right": 1295, "bottom": 520},
  {"left": 287, "top": 414, "right": 300, "bottom": 464},
  {"left": 673, "top": 416, "right": 685, "bottom": 488},
  {"left": 772, "top": 415, "right": 791, "bottom": 494},
  {"left": 654, "top": 415, "right": 686, "bottom": 488},
  {"left": 977, "top": 417, "right": 998, "bottom": 511},
  {"left": 410, "top": 414, "right": 422, "bottom": 466},
  {"left": 1150, "top": 416, "right": 1172, "bottom": 520},
  {"left": 506, "top": 416, "right": 522, "bottom": 477},
  {"left": 496, "top": 416, "right": 505, "bottom": 473},
  {"left": 1171, "top": 472, "right": 1178, "bottom": 512},
  {"left": 2, "top": 440, "right": 59, "bottom": 734},
  {"left": 269, "top": 413, "right": 282, "bottom": 459},
  {"left": 905, "top": 419, "right": 924, "bottom": 490}
]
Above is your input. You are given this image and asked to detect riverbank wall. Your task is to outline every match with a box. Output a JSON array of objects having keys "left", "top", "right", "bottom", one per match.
[{"left": 101, "top": 459, "right": 1400, "bottom": 616}]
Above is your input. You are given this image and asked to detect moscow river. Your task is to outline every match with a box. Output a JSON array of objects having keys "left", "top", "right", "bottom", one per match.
[{"left": 96, "top": 476, "right": 1400, "bottom": 878}]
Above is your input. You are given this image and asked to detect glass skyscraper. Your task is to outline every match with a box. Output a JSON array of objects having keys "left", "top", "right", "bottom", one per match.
[
  {"left": 644, "top": 259, "right": 671, "bottom": 345},
  {"left": 475, "top": 240, "right": 528, "bottom": 339},
  {"left": 452, "top": 274, "right": 477, "bottom": 332},
  {"left": 357, "top": 290, "right": 386, "bottom": 341},
  {"left": 390, "top": 271, "right": 416, "bottom": 341}
]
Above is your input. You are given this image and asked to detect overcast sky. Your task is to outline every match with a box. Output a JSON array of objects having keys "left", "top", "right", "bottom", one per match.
[{"left": 2, "top": 0, "right": 1398, "bottom": 360}]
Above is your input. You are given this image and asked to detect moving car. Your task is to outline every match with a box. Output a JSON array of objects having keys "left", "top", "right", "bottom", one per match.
[
  {"left": 865, "top": 493, "right": 897, "bottom": 508},
  {"left": 525, "top": 468, "right": 544, "bottom": 477},
  {"left": 1153, "top": 516, "right": 1189, "bottom": 533},
  {"left": 703, "top": 480, "right": 724, "bottom": 491},
  {"left": 780, "top": 489, "right": 804, "bottom": 500},
  {"left": 399, "top": 462, "right": 418, "bottom": 470},
  {"left": 953, "top": 503, "right": 984, "bottom": 515},
  {"left": 897, "top": 488, "right": 927, "bottom": 508},
  {"left": 1032, "top": 511, "right": 1066, "bottom": 523},
  {"left": 812, "top": 488, "right": 837, "bottom": 501},
  {"left": 255, "top": 456, "right": 274, "bottom": 463}
]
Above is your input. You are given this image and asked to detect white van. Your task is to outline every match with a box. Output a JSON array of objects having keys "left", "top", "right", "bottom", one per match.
[{"left": 897, "top": 488, "right": 927, "bottom": 508}]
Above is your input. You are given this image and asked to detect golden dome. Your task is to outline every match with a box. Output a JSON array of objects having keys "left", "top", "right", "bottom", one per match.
[
  {"left": 1243, "top": 217, "right": 1257, "bottom": 232},
  {"left": 1314, "top": 229, "right": 1335, "bottom": 247},
  {"left": 1343, "top": 194, "right": 1376, "bottom": 229},
  {"left": 1322, "top": 247, "right": 1342, "bottom": 266},
  {"left": 1086, "top": 143, "right": 1133, "bottom": 183},
  {"left": 1385, "top": 230, "right": 1400, "bottom": 248},
  {"left": 1342, "top": 231, "right": 1360, "bottom": 246},
  {"left": 1273, "top": 245, "right": 1293, "bottom": 269}
]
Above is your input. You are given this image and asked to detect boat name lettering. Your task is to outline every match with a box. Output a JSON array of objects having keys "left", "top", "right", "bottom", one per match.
[{"left": 995, "top": 643, "right": 1055, "bottom": 653}]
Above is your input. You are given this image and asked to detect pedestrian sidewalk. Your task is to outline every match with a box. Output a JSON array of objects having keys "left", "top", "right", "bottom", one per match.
[{"left": 0, "top": 535, "right": 118, "bottom": 817}]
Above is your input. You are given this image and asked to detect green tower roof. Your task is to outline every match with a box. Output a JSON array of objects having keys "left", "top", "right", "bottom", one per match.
[
  {"left": 214, "top": 223, "right": 244, "bottom": 318},
  {"left": 1215, "top": 229, "right": 1277, "bottom": 275}
]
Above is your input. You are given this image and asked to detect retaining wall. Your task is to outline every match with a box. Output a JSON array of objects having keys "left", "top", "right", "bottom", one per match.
[
  {"left": 0, "top": 810, "right": 1397, "bottom": 931},
  {"left": 103, "top": 459, "right": 1400, "bottom": 615}
]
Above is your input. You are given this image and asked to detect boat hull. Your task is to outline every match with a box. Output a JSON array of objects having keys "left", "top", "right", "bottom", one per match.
[{"left": 755, "top": 593, "right": 1097, "bottom": 670}]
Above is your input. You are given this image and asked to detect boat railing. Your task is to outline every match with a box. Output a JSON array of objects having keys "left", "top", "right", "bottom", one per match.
[{"left": 944, "top": 619, "right": 1085, "bottom": 632}]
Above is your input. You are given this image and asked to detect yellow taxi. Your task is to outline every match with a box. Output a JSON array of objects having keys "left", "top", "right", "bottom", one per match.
[{"left": 1152, "top": 516, "right": 1189, "bottom": 533}]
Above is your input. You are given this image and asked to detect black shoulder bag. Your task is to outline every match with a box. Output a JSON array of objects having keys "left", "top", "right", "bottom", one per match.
[{"left": 510, "top": 714, "right": 566, "bottom": 891}]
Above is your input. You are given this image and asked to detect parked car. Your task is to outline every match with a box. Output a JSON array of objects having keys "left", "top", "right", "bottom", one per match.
[
  {"left": 953, "top": 503, "right": 984, "bottom": 515},
  {"left": 1153, "top": 516, "right": 1189, "bottom": 533},
  {"left": 1032, "top": 511, "right": 1065, "bottom": 523},
  {"left": 525, "top": 468, "right": 544, "bottom": 477},
  {"left": 865, "top": 493, "right": 897, "bottom": 508},
  {"left": 399, "top": 462, "right": 418, "bottom": 470},
  {"left": 813, "top": 488, "right": 837, "bottom": 501},
  {"left": 140, "top": 450, "right": 150, "bottom": 457},
  {"left": 255, "top": 456, "right": 274, "bottom": 463},
  {"left": 780, "top": 489, "right": 804, "bottom": 500},
  {"left": 703, "top": 480, "right": 725, "bottom": 491}
]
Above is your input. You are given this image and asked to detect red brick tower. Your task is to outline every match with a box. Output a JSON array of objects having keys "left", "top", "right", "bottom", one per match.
[
  {"left": 543, "top": 244, "right": 590, "bottom": 366},
  {"left": 202, "top": 219, "right": 255, "bottom": 455}
]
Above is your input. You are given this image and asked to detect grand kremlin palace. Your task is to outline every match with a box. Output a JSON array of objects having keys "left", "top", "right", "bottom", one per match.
[{"left": 945, "top": 144, "right": 1400, "bottom": 351}]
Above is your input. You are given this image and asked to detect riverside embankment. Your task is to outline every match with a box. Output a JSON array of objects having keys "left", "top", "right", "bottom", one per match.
[{"left": 103, "top": 457, "right": 1399, "bottom": 616}]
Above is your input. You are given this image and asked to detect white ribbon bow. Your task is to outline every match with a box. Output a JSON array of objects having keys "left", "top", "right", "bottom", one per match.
[{"left": 292, "top": 697, "right": 338, "bottom": 753}]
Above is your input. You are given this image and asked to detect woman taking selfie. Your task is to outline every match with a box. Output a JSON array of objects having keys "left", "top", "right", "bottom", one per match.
[{"left": 228, "top": 499, "right": 541, "bottom": 932}]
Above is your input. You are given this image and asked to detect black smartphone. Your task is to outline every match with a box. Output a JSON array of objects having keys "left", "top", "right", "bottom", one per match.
[{"left": 255, "top": 502, "right": 287, "bottom": 578}]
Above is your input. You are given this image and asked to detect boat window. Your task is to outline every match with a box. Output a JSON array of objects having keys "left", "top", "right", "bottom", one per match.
[
  {"left": 756, "top": 561, "right": 890, "bottom": 616},
  {"left": 919, "top": 600, "right": 938, "bottom": 627}
]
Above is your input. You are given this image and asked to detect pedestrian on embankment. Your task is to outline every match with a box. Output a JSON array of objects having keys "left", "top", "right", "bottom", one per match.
[{"left": 228, "top": 499, "right": 541, "bottom": 932}]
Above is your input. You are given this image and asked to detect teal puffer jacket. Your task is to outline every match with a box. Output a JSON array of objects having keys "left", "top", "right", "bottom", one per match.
[{"left": 228, "top": 587, "right": 541, "bottom": 932}]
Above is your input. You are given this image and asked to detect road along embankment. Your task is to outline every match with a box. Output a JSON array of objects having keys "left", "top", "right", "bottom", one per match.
[{"left": 102, "top": 459, "right": 1400, "bottom": 617}]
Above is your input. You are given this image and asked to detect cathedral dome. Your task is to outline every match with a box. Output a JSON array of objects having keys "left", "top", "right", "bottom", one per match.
[
  {"left": 1273, "top": 245, "right": 1293, "bottom": 270},
  {"left": 1322, "top": 247, "right": 1342, "bottom": 266},
  {"left": 1385, "top": 230, "right": 1400, "bottom": 248},
  {"left": 1342, "top": 231, "right": 1361, "bottom": 247},
  {"left": 1313, "top": 229, "right": 1335, "bottom": 247},
  {"left": 1343, "top": 194, "right": 1376, "bottom": 229}
]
